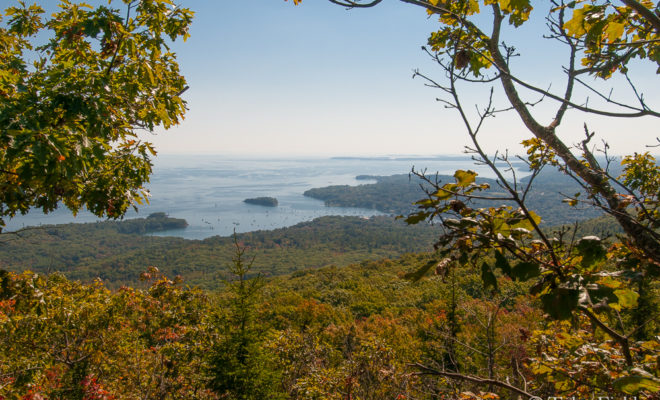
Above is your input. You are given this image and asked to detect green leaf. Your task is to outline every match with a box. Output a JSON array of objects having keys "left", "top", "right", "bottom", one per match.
[
  {"left": 510, "top": 261, "right": 540, "bottom": 281},
  {"left": 404, "top": 259, "right": 439, "bottom": 282},
  {"left": 494, "top": 250, "right": 511, "bottom": 277},
  {"left": 481, "top": 262, "right": 498, "bottom": 291},
  {"left": 531, "top": 364, "right": 553, "bottom": 375},
  {"left": 585, "top": 19, "right": 607, "bottom": 46},
  {"left": 541, "top": 288, "right": 579, "bottom": 320},
  {"left": 32, "top": 141, "right": 48, "bottom": 166},
  {"left": 403, "top": 211, "right": 430, "bottom": 225},
  {"left": 586, "top": 284, "right": 617, "bottom": 305},
  {"left": 576, "top": 236, "right": 606, "bottom": 267},
  {"left": 564, "top": 6, "right": 589, "bottom": 36},
  {"left": 414, "top": 198, "right": 433, "bottom": 207},
  {"left": 526, "top": 210, "right": 541, "bottom": 226},
  {"left": 613, "top": 376, "right": 660, "bottom": 394},
  {"left": 459, "top": 217, "right": 479, "bottom": 227},
  {"left": 605, "top": 20, "right": 625, "bottom": 43},
  {"left": 596, "top": 275, "right": 622, "bottom": 289}
]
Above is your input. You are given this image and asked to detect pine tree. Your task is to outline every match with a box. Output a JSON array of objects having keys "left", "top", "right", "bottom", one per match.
[{"left": 208, "top": 236, "right": 284, "bottom": 399}]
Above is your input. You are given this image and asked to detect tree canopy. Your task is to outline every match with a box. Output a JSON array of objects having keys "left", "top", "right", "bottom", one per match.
[{"left": 0, "top": 0, "right": 193, "bottom": 231}]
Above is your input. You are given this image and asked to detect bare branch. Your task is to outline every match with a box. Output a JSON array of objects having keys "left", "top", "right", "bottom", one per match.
[
  {"left": 327, "top": 0, "right": 383, "bottom": 8},
  {"left": 410, "top": 363, "right": 537, "bottom": 399},
  {"left": 647, "top": 137, "right": 660, "bottom": 148},
  {"left": 550, "top": 1, "right": 576, "bottom": 129},
  {"left": 571, "top": 74, "right": 649, "bottom": 113}
]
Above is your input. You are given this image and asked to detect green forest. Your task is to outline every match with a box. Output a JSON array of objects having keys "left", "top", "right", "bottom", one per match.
[
  {"left": 2, "top": 0, "right": 660, "bottom": 399},
  {"left": 0, "top": 215, "right": 441, "bottom": 289},
  {"left": 2, "top": 217, "right": 658, "bottom": 399},
  {"left": 304, "top": 169, "right": 605, "bottom": 226}
]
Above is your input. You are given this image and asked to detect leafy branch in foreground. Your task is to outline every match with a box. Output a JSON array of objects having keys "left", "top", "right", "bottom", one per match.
[
  {"left": 289, "top": 0, "right": 660, "bottom": 397},
  {"left": 402, "top": 1, "right": 660, "bottom": 397},
  {"left": 0, "top": 1, "right": 193, "bottom": 231}
]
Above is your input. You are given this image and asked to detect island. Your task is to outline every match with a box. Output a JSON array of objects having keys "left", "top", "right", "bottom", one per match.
[
  {"left": 243, "top": 197, "right": 278, "bottom": 207},
  {"left": 117, "top": 212, "right": 188, "bottom": 234}
]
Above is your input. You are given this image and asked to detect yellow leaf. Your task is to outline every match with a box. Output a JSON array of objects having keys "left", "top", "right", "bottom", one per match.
[
  {"left": 433, "top": 189, "right": 453, "bottom": 200},
  {"left": 564, "top": 6, "right": 589, "bottom": 37},
  {"left": 467, "top": 0, "right": 479, "bottom": 14},
  {"left": 605, "top": 21, "right": 625, "bottom": 43},
  {"left": 454, "top": 170, "right": 477, "bottom": 187},
  {"left": 596, "top": 276, "right": 622, "bottom": 289},
  {"left": 614, "top": 289, "right": 639, "bottom": 308}
]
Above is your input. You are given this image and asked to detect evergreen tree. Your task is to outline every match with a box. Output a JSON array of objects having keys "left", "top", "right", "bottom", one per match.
[{"left": 208, "top": 236, "right": 284, "bottom": 399}]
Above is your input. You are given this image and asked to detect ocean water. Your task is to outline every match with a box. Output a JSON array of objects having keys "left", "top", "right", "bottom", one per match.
[{"left": 5, "top": 155, "right": 506, "bottom": 240}]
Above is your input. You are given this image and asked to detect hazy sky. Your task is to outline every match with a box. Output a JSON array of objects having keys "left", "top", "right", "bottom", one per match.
[{"left": 98, "top": 1, "right": 660, "bottom": 156}]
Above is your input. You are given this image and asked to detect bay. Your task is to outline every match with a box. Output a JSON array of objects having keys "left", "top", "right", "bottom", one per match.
[{"left": 5, "top": 155, "right": 508, "bottom": 239}]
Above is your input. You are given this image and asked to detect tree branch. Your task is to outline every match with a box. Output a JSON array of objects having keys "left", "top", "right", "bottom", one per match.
[
  {"left": 410, "top": 363, "right": 536, "bottom": 398},
  {"left": 550, "top": 1, "right": 576, "bottom": 128},
  {"left": 327, "top": 0, "right": 383, "bottom": 8},
  {"left": 578, "top": 305, "right": 633, "bottom": 367},
  {"left": 620, "top": 0, "right": 660, "bottom": 33}
]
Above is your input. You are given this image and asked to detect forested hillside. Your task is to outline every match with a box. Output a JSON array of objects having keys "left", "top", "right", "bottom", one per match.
[
  {"left": 0, "top": 216, "right": 440, "bottom": 289},
  {"left": 3, "top": 248, "right": 658, "bottom": 399}
]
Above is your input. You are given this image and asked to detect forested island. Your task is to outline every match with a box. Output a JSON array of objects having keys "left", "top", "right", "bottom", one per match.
[
  {"left": 116, "top": 212, "right": 188, "bottom": 234},
  {"left": 244, "top": 196, "right": 279, "bottom": 206}
]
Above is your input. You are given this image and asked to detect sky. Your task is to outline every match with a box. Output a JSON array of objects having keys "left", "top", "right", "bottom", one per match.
[
  {"left": 18, "top": 0, "right": 660, "bottom": 157},
  {"left": 153, "top": 0, "right": 455, "bottom": 157}
]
